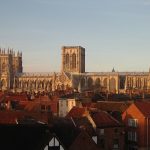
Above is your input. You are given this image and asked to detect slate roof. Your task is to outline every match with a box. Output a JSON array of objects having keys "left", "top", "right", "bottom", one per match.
[
  {"left": 16, "top": 72, "right": 54, "bottom": 77},
  {"left": 85, "top": 72, "right": 149, "bottom": 76}
]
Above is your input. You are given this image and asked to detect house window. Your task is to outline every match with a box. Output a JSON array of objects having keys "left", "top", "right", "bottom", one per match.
[
  {"left": 100, "top": 129, "right": 104, "bottom": 135},
  {"left": 113, "top": 139, "right": 119, "bottom": 149},
  {"left": 47, "top": 105, "right": 51, "bottom": 112},
  {"left": 41, "top": 105, "right": 45, "bottom": 111},
  {"left": 132, "top": 132, "right": 137, "bottom": 142},
  {"left": 99, "top": 139, "right": 105, "bottom": 148},
  {"left": 128, "top": 131, "right": 137, "bottom": 142},
  {"left": 128, "top": 118, "right": 138, "bottom": 127},
  {"left": 114, "top": 128, "right": 118, "bottom": 133}
]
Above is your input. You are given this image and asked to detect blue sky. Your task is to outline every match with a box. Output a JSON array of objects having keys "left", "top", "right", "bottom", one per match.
[{"left": 0, "top": 0, "right": 150, "bottom": 72}]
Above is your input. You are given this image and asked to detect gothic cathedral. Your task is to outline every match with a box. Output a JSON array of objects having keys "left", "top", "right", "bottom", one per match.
[{"left": 0, "top": 46, "right": 149, "bottom": 94}]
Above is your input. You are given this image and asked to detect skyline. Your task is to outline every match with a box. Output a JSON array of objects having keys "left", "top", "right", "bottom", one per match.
[{"left": 0, "top": 0, "right": 150, "bottom": 72}]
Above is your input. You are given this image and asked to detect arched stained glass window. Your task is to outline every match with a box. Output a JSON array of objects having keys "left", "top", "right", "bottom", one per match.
[{"left": 72, "top": 53, "right": 76, "bottom": 69}]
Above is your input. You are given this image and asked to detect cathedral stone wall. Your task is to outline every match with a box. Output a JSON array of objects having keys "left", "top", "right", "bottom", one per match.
[{"left": 0, "top": 46, "right": 150, "bottom": 94}]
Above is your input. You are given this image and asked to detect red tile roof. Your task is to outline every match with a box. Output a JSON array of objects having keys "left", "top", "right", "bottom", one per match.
[
  {"left": 38, "top": 95, "right": 50, "bottom": 101},
  {"left": 18, "top": 101, "right": 29, "bottom": 109},
  {"left": 23, "top": 100, "right": 58, "bottom": 114},
  {"left": 134, "top": 101, "right": 150, "bottom": 117},
  {"left": 0, "top": 111, "right": 25, "bottom": 124},
  {"left": 91, "top": 110, "right": 121, "bottom": 128},
  {"left": 82, "top": 102, "right": 97, "bottom": 108},
  {"left": 71, "top": 117, "right": 95, "bottom": 136},
  {"left": 96, "top": 101, "right": 131, "bottom": 113},
  {"left": 50, "top": 95, "right": 59, "bottom": 101},
  {"left": 66, "top": 107, "right": 88, "bottom": 118},
  {"left": 69, "top": 131, "right": 99, "bottom": 150},
  {"left": 5, "top": 95, "right": 28, "bottom": 102},
  {"left": 0, "top": 110, "right": 50, "bottom": 124}
]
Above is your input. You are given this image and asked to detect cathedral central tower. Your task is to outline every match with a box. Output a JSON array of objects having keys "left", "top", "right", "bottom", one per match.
[{"left": 61, "top": 46, "right": 85, "bottom": 73}]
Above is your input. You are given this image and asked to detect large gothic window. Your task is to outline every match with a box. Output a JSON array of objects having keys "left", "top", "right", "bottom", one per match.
[
  {"left": 110, "top": 78, "right": 116, "bottom": 92},
  {"left": 138, "top": 78, "right": 141, "bottom": 88},
  {"left": 72, "top": 53, "right": 76, "bottom": 69},
  {"left": 1, "top": 79, "right": 6, "bottom": 88},
  {"left": 2, "top": 63, "right": 6, "bottom": 72},
  {"left": 65, "top": 54, "right": 69, "bottom": 69},
  {"left": 144, "top": 78, "right": 147, "bottom": 88},
  {"left": 95, "top": 78, "right": 100, "bottom": 89},
  {"left": 103, "top": 78, "right": 107, "bottom": 88},
  {"left": 88, "top": 78, "right": 93, "bottom": 89},
  {"left": 120, "top": 76, "right": 125, "bottom": 89},
  {"left": 81, "top": 78, "right": 86, "bottom": 88}
]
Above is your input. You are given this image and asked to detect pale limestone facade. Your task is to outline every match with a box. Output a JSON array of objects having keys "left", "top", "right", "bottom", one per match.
[
  {"left": 0, "top": 48, "right": 22, "bottom": 91},
  {"left": 0, "top": 46, "right": 150, "bottom": 94}
]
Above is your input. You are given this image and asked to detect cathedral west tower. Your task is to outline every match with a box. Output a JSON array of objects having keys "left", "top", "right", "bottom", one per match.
[{"left": 61, "top": 46, "right": 85, "bottom": 73}]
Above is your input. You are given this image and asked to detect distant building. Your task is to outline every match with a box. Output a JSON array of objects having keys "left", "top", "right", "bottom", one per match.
[
  {"left": 0, "top": 49, "right": 22, "bottom": 90},
  {"left": 59, "top": 98, "right": 76, "bottom": 117},
  {"left": 0, "top": 46, "right": 150, "bottom": 94}
]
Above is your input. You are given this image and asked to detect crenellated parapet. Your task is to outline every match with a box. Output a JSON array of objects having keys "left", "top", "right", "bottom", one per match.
[{"left": 0, "top": 48, "right": 22, "bottom": 58}]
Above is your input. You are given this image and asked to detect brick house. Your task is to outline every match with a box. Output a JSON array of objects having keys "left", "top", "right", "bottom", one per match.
[
  {"left": 91, "top": 110, "right": 124, "bottom": 150},
  {"left": 122, "top": 101, "right": 150, "bottom": 150},
  {"left": 67, "top": 106, "right": 124, "bottom": 150}
]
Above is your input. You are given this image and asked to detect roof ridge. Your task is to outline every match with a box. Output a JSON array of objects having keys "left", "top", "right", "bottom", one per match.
[
  {"left": 134, "top": 101, "right": 150, "bottom": 117},
  {"left": 102, "top": 111, "right": 121, "bottom": 125}
]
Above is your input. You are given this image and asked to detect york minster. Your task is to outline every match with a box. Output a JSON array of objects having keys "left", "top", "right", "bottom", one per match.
[{"left": 0, "top": 46, "right": 149, "bottom": 94}]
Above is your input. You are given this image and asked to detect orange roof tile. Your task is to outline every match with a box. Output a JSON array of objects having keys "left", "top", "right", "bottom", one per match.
[
  {"left": 66, "top": 107, "right": 88, "bottom": 118},
  {"left": 0, "top": 110, "right": 50, "bottom": 124},
  {"left": 134, "top": 101, "right": 150, "bottom": 117},
  {"left": 23, "top": 100, "right": 58, "bottom": 114},
  {"left": 91, "top": 111, "right": 122, "bottom": 128},
  {"left": 96, "top": 101, "right": 131, "bottom": 113},
  {"left": 5, "top": 94, "right": 28, "bottom": 102},
  {"left": 0, "top": 111, "right": 25, "bottom": 124},
  {"left": 82, "top": 102, "right": 97, "bottom": 108}
]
